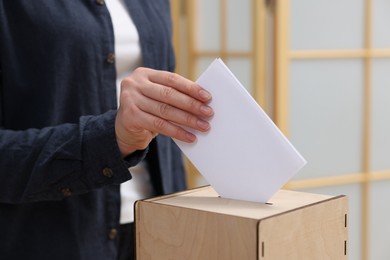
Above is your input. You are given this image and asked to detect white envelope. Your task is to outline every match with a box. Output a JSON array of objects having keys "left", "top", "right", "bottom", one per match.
[{"left": 173, "top": 58, "right": 307, "bottom": 203}]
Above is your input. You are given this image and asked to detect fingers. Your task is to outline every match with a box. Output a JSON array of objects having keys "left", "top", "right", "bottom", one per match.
[
  {"left": 137, "top": 96, "right": 211, "bottom": 133},
  {"left": 146, "top": 68, "right": 212, "bottom": 103},
  {"left": 140, "top": 83, "right": 214, "bottom": 119},
  {"left": 138, "top": 69, "right": 213, "bottom": 121},
  {"left": 123, "top": 67, "right": 214, "bottom": 125},
  {"left": 116, "top": 67, "right": 214, "bottom": 156},
  {"left": 132, "top": 111, "right": 197, "bottom": 143}
]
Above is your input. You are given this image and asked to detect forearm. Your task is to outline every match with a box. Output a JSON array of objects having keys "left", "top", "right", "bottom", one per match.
[{"left": 0, "top": 110, "right": 146, "bottom": 204}]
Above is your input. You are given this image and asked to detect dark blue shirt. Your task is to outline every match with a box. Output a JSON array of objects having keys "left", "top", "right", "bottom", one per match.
[{"left": 0, "top": 0, "right": 185, "bottom": 259}]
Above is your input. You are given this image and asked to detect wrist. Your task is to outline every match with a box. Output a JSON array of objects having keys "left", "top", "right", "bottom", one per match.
[{"left": 116, "top": 137, "right": 138, "bottom": 158}]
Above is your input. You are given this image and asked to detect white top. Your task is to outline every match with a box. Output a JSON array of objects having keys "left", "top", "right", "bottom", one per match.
[{"left": 105, "top": 0, "right": 155, "bottom": 224}]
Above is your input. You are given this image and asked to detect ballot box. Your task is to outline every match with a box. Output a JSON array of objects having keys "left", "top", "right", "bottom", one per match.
[{"left": 135, "top": 186, "right": 348, "bottom": 260}]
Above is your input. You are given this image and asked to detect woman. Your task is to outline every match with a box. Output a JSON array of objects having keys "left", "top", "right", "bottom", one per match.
[{"left": 0, "top": 1, "right": 213, "bottom": 259}]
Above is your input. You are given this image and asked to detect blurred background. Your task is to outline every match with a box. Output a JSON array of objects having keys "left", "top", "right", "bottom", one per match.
[{"left": 170, "top": 1, "right": 390, "bottom": 259}]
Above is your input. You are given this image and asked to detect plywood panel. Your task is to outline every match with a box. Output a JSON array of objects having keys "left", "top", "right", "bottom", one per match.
[{"left": 258, "top": 196, "right": 348, "bottom": 259}]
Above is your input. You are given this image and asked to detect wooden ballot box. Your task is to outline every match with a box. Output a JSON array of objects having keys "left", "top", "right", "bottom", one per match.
[{"left": 135, "top": 186, "right": 348, "bottom": 260}]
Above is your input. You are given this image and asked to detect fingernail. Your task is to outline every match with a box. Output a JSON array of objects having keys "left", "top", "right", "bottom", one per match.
[
  {"left": 200, "top": 105, "right": 213, "bottom": 116},
  {"left": 197, "top": 120, "right": 210, "bottom": 131},
  {"left": 199, "top": 89, "right": 211, "bottom": 100}
]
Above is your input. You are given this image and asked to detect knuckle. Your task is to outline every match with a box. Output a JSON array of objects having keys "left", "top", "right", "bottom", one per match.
[
  {"left": 188, "top": 98, "right": 200, "bottom": 110},
  {"left": 186, "top": 83, "right": 196, "bottom": 93},
  {"left": 185, "top": 113, "right": 194, "bottom": 126},
  {"left": 120, "top": 77, "right": 134, "bottom": 89},
  {"left": 153, "top": 118, "right": 167, "bottom": 131},
  {"left": 134, "top": 67, "right": 147, "bottom": 74},
  {"left": 160, "top": 86, "right": 175, "bottom": 99},
  {"left": 121, "top": 77, "right": 142, "bottom": 95},
  {"left": 166, "top": 72, "right": 179, "bottom": 84},
  {"left": 158, "top": 103, "right": 172, "bottom": 117},
  {"left": 133, "top": 67, "right": 151, "bottom": 80}
]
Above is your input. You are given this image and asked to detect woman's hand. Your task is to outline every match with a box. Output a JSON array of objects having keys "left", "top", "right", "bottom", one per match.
[{"left": 115, "top": 67, "right": 213, "bottom": 157}]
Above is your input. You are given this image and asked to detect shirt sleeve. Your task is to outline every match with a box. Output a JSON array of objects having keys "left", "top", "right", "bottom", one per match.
[{"left": 0, "top": 110, "right": 147, "bottom": 204}]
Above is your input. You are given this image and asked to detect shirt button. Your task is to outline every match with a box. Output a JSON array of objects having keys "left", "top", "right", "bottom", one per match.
[
  {"left": 106, "top": 53, "right": 115, "bottom": 64},
  {"left": 102, "top": 167, "right": 113, "bottom": 178},
  {"left": 96, "top": 0, "right": 105, "bottom": 5},
  {"left": 61, "top": 188, "right": 72, "bottom": 197},
  {"left": 108, "top": 228, "right": 118, "bottom": 240}
]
